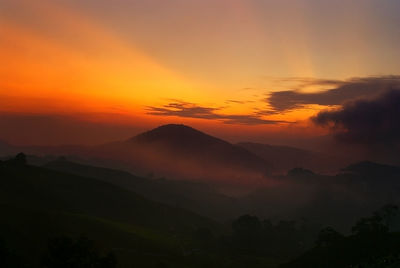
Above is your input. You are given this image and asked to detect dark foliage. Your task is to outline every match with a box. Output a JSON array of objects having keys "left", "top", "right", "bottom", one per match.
[
  {"left": 221, "top": 215, "right": 317, "bottom": 258},
  {"left": 281, "top": 204, "right": 400, "bottom": 268},
  {"left": 315, "top": 227, "right": 344, "bottom": 247},
  {"left": 42, "top": 235, "right": 116, "bottom": 268},
  {"left": 0, "top": 239, "right": 27, "bottom": 268},
  {"left": 1, "top": 152, "right": 27, "bottom": 167}
]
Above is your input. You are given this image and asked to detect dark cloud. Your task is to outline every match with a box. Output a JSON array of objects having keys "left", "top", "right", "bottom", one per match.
[
  {"left": 266, "top": 76, "right": 400, "bottom": 112},
  {"left": 312, "top": 89, "right": 400, "bottom": 145},
  {"left": 147, "top": 101, "right": 284, "bottom": 125}
]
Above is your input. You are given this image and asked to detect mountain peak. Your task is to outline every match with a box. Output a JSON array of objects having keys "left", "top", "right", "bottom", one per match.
[
  {"left": 124, "top": 124, "right": 271, "bottom": 177},
  {"left": 146, "top": 124, "right": 199, "bottom": 134},
  {"left": 129, "top": 124, "right": 217, "bottom": 145}
]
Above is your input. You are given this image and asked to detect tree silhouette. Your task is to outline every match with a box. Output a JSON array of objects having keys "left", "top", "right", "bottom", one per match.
[
  {"left": 14, "top": 153, "right": 27, "bottom": 165},
  {"left": 315, "top": 227, "right": 343, "bottom": 247},
  {"left": 41, "top": 235, "right": 116, "bottom": 268},
  {"left": 351, "top": 205, "right": 399, "bottom": 235},
  {"left": 0, "top": 238, "right": 26, "bottom": 268},
  {"left": 193, "top": 227, "right": 215, "bottom": 250},
  {"left": 351, "top": 214, "right": 388, "bottom": 235},
  {"left": 3, "top": 153, "right": 27, "bottom": 166},
  {"left": 232, "top": 214, "right": 262, "bottom": 239},
  {"left": 376, "top": 204, "right": 399, "bottom": 230},
  {"left": 231, "top": 215, "right": 263, "bottom": 253}
]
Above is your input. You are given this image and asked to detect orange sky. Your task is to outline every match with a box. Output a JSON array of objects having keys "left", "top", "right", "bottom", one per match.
[{"left": 1, "top": 0, "right": 400, "bottom": 145}]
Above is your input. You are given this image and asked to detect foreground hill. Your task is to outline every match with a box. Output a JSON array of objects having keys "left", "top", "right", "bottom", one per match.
[
  {"left": 43, "top": 158, "right": 240, "bottom": 220},
  {"left": 0, "top": 158, "right": 222, "bottom": 267}
]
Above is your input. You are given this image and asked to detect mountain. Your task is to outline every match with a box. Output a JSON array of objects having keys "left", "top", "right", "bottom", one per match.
[
  {"left": 0, "top": 158, "right": 219, "bottom": 234},
  {"left": 130, "top": 124, "right": 270, "bottom": 172},
  {"left": 342, "top": 161, "right": 400, "bottom": 176},
  {"left": 0, "top": 125, "right": 273, "bottom": 193},
  {"left": 43, "top": 158, "right": 240, "bottom": 220},
  {"left": 0, "top": 157, "right": 221, "bottom": 266},
  {"left": 339, "top": 161, "right": 400, "bottom": 188},
  {"left": 237, "top": 142, "right": 349, "bottom": 173},
  {"left": 96, "top": 124, "right": 272, "bottom": 191}
]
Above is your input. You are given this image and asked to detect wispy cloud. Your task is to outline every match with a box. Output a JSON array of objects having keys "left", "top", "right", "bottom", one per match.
[
  {"left": 147, "top": 101, "right": 285, "bottom": 125},
  {"left": 225, "top": 99, "right": 256, "bottom": 105}
]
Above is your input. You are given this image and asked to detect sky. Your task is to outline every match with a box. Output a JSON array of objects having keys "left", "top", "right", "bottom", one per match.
[{"left": 1, "top": 0, "right": 400, "bottom": 145}]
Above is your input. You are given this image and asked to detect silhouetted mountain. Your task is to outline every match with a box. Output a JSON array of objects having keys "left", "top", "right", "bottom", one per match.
[
  {"left": 0, "top": 158, "right": 222, "bottom": 266},
  {"left": 339, "top": 161, "right": 400, "bottom": 192},
  {"left": 342, "top": 161, "right": 400, "bottom": 177},
  {"left": 129, "top": 124, "right": 270, "bottom": 172},
  {"left": 44, "top": 158, "right": 240, "bottom": 220},
  {"left": 95, "top": 124, "right": 272, "bottom": 191},
  {"left": 0, "top": 125, "right": 272, "bottom": 193},
  {"left": 131, "top": 124, "right": 215, "bottom": 145},
  {"left": 237, "top": 142, "right": 348, "bottom": 173},
  {"left": 0, "top": 159, "right": 218, "bottom": 233}
]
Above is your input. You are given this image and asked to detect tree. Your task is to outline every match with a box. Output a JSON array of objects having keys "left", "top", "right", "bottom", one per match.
[
  {"left": 376, "top": 204, "right": 399, "bottom": 230},
  {"left": 0, "top": 239, "right": 26, "bottom": 268},
  {"left": 41, "top": 235, "right": 116, "bottom": 268},
  {"left": 351, "top": 205, "right": 399, "bottom": 235},
  {"left": 3, "top": 153, "right": 27, "bottom": 166},
  {"left": 351, "top": 214, "right": 388, "bottom": 235},
  {"left": 14, "top": 153, "right": 27, "bottom": 165},
  {"left": 232, "top": 215, "right": 262, "bottom": 237},
  {"left": 315, "top": 227, "right": 343, "bottom": 247},
  {"left": 193, "top": 227, "right": 215, "bottom": 249},
  {"left": 231, "top": 215, "right": 263, "bottom": 253}
]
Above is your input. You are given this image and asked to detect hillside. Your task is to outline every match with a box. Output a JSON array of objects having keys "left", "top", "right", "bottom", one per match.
[
  {"left": 0, "top": 125, "right": 272, "bottom": 191},
  {"left": 0, "top": 158, "right": 222, "bottom": 267},
  {"left": 281, "top": 231, "right": 400, "bottom": 268},
  {"left": 43, "top": 158, "right": 240, "bottom": 220},
  {"left": 129, "top": 124, "right": 270, "bottom": 173},
  {"left": 94, "top": 124, "right": 272, "bottom": 191}
]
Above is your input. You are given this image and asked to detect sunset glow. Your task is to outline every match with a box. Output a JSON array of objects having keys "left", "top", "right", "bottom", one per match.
[
  {"left": 2, "top": 2, "right": 400, "bottom": 266},
  {"left": 2, "top": 0, "right": 400, "bottom": 144}
]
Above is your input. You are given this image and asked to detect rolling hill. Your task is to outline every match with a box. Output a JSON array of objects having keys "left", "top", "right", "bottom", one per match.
[
  {"left": 43, "top": 158, "right": 240, "bottom": 220},
  {"left": 0, "top": 157, "right": 222, "bottom": 267}
]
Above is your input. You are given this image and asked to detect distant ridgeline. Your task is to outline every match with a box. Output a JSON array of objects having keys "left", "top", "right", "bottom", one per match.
[{"left": 2, "top": 152, "right": 400, "bottom": 268}]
